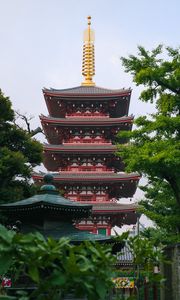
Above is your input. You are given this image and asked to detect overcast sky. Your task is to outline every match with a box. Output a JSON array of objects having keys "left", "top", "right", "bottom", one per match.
[
  {"left": 0, "top": 0, "right": 179, "bottom": 217},
  {"left": 1, "top": 0, "right": 179, "bottom": 119}
]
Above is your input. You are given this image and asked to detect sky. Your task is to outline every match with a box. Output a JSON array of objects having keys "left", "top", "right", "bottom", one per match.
[{"left": 0, "top": 0, "right": 179, "bottom": 226}]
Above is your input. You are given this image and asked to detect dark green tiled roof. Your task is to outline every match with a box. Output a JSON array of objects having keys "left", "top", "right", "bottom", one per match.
[
  {"left": 0, "top": 191, "right": 114, "bottom": 243},
  {"left": 0, "top": 180, "right": 123, "bottom": 245},
  {"left": 0, "top": 191, "right": 92, "bottom": 218}
]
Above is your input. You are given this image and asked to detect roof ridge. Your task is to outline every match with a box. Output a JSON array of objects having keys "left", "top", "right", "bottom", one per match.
[
  {"left": 40, "top": 115, "right": 133, "bottom": 120},
  {"left": 33, "top": 172, "right": 140, "bottom": 178},
  {"left": 43, "top": 85, "right": 131, "bottom": 95}
]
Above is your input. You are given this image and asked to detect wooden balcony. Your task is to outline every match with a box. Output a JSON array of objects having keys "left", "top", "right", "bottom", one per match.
[
  {"left": 66, "top": 112, "right": 109, "bottom": 118},
  {"left": 65, "top": 193, "right": 110, "bottom": 202},
  {"left": 63, "top": 136, "right": 111, "bottom": 144},
  {"left": 59, "top": 166, "right": 114, "bottom": 173}
]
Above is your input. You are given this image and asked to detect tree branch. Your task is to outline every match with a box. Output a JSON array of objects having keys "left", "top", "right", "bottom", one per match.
[{"left": 15, "top": 111, "right": 33, "bottom": 133}]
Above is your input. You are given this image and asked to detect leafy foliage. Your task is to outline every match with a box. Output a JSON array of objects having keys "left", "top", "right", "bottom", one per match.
[
  {"left": 128, "top": 235, "right": 164, "bottom": 300},
  {"left": 0, "top": 225, "right": 115, "bottom": 300},
  {"left": 114, "top": 234, "right": 164, "bottom": 300},
  {"left": 117, "top": 45, "right": 180, "bottom": 242},
  {"left": 139, "top": 179, "right": 180, "bottom": 242},
  {"left": 121, "top": 45, "right": 180, "bottom": 113},
  {"left": 128, "top": 235, "right": 163, "bottom": 271},
  {"left": 0, "top": 90, "right": 42, "bottom": 203}
]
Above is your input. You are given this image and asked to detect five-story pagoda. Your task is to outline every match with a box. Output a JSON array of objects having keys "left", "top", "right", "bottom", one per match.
[{"left": 33, "top": 16, "right": 140, "bottom": 235}]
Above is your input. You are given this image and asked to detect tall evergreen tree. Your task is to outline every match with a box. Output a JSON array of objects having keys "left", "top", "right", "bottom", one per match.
[{"left": 0, "top": 90, "right": 42, "bottom": 203}]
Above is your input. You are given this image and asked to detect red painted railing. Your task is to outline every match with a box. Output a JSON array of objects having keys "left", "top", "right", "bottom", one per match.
[
  {"left": 59, "top": 166, "right": 114, "bottom": 172},
  {"left": 63, "top": 137, "right": 111, "bottom": 144},
  {"left": 66, "top": 113, "right": 109, "bottom": 118},
  {"left": 65, "top": 194, "right": 110, "bottom": 202}
]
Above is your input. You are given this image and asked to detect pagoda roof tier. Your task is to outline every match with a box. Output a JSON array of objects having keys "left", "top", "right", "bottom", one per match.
[
  {"left": 92, "top": 203, "right": 137, "bottom": 226},
  {"left": 43, "top": 146, "right": 124, "bottom": 172},
  {"left": 77, "top": 203, "right": 138, "bottom": 227},
  {"left": 40, "top": 115, "right": 133, "bottom": 126},
  {"left": 43, "top": 86, "right": 131, "bottom": 97},
  {"left": 44, "top": 144, "right": 117, "bottom": 153},
  {"left": 33, "top": 172, "right": 139, "bottom": 198},
  {"left": 92, "top": 202, "right": 137, "bottom": 213},
  {"left": 44, "top": 87, "right": 131, "bottom": 118},
  {"left": 33, "top": 172, "right": 139, "bottom": 182}
]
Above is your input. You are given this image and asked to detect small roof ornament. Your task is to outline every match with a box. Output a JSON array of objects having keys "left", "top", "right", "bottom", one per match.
[
  {"left": 81, "top": 16, "right": 95, "bottom": 86},
  {"left": 44, "top": 174, "right": 54, "bottom": 184},
  {"left": 40, "top": 174, "right": 56, "bottom": 192}
]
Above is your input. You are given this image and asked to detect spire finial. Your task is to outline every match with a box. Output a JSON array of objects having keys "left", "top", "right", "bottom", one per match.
[
  {"left": 87, "top": 15, "right": 91, "bottom": 25},
  {"left": 81, "top": 16, "right": 95, "bottom": 86}
]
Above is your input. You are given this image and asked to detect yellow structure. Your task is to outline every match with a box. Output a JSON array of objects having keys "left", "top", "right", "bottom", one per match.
[{"left": 81, "top": 16, "right": 95, "bottom": 86}]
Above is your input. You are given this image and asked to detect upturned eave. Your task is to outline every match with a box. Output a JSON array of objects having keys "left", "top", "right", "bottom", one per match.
[
  {"left": 32, "top": 172, "right": 140, "bottom": 182},
  {"left": 43, "top": 144, "right": 117, "bottom": 153},
  {"left": 40, "top": 115, "right": 134, "bottom": 126},
  {"left": 43, "top": 86, "right": 131, "bottom": 98}
]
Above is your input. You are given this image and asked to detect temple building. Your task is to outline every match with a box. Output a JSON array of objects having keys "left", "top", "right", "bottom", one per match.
[
  {"left": 33, "top": 16, "right": 140, "bottom": 235},
  {"left": 0, "top": 174, "right": 114, "bottom": 244}
]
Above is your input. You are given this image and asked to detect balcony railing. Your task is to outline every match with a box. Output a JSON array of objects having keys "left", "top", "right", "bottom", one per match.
[
  {"left": 63, "top": 137, "right": 111, "bottom": 144},
  {"left": 59, "top": 166, "right": 114, "bottom": 172},
  {"left": 66, "top": 112, "right": 109, "bottom": 118},
  {"left": 65, "top": 194, "right": 110, "bottom": 202}
]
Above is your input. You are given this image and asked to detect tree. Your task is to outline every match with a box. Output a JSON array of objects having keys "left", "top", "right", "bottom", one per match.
[
  {"left": 117, "top": 45, "right": 180, "bottom": 240},
  {"left": 140, "top": 179, "right": 180, "bottom": 242},
  {"left": 0, "top": 90, "right": 42, "bottom": 203}
]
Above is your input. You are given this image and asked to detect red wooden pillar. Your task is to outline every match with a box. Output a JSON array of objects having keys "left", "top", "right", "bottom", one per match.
[
  {"left": 92, "top": 225, "right": 97, "bottom": 234},
  {"left": 107, "top": 225, "right": 111, "bottom": 236}
]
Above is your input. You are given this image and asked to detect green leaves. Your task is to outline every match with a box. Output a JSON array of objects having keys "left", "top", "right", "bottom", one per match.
[
  {"left": 118, "top": 45, "right": 180, "bottom": 243},
  {"left": 28, "top": 265, "right": 39, "bottom": 283},
  {"left": 0, "top": 89, "right": 14, "bottom": 122},
  {"left": 0, "top": 226, "right": 114, "bottom": 300},
  {"left": 121, "top": 45, "right": 180, "bottom": 113},
  {"left": 0, "top": 90, "right": 43, "bottom": 203},
  {"left": 0, "top": 225, "right": 16, "bottom": 274},
  {"left": 0, "top": 224, "right": 15, "bottom": 244},
  {"left": 128, "top": 235, "right": 163, "bottom": 268}
]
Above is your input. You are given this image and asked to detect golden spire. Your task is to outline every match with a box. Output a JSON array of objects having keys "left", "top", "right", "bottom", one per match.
[{"left": 81, "top": 16, "right": 95, "bottom": 86}]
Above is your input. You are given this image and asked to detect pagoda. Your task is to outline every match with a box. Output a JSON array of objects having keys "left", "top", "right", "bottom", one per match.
[{"left": 33, "top": 16, "right": 140, "bottom": 235}]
